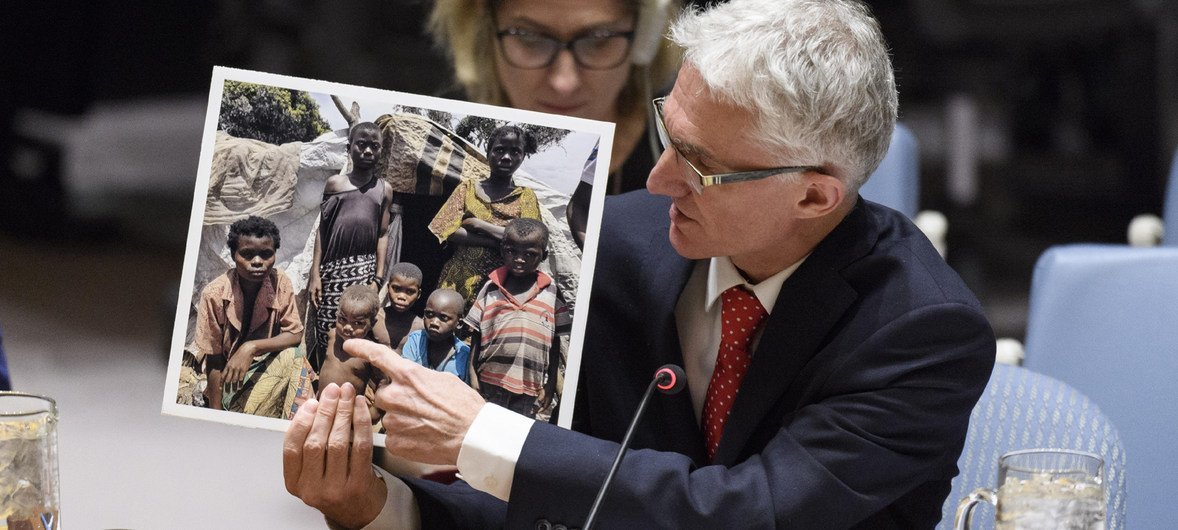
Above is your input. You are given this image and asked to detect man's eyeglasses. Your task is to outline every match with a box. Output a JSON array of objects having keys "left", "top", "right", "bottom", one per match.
[
  {"left": 495, "top": 27, "right": 635, "bottom": 70},
  {"left": 651, "top": 97, "right": 823, "bottom": 194}
]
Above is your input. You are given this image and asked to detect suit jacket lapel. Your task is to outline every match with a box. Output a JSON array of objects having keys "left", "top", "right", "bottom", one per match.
[
  {"left": 713, "top": 199, "right": 877, "bottom": 465},
  {"left": 639, "top": 223, "right": 707, "bottom": 462}
]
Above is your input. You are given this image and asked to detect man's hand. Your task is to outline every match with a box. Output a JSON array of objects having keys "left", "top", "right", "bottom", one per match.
[
  {"left": 344, "top": 339, "right": 485, "bottom": 465},
  {"left": 283, "top": 383, "right": 387, "bottom": 529}
]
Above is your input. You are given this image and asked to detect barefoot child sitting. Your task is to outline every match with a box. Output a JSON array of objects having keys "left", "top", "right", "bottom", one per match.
[{"left": 192, "top": 216, "right": 307, "bottom": 418}]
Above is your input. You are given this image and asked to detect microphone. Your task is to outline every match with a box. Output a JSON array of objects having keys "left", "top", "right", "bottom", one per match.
[{"left": 583, "top": 364, "right": 686, "bottom": 529}]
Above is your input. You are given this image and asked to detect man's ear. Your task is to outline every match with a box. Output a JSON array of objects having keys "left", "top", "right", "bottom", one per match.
[{"left": 795, "top": 173, "right": 846, "bottom": 218}]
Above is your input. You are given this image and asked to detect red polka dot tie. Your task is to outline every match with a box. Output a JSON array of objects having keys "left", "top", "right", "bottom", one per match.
[{"left": 701, "top": 285, "right": 768, "bottom": 462}]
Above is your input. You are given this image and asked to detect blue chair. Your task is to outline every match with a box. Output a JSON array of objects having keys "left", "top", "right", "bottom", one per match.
[
  {"left": 938, "top": 363, "right": 1126, "bottom": 530},
  {"left": 861, "top": 123, "right": 920, "bottom": 218},
  {"left": 860, "top": 123, "right": 948, "bottom": 256},
  {"left": 1021, "top": 244, "right": 1178, "bottom": 528},
  {"left": 1126, "top": 149, "right": 1178, "bottom": 246}
]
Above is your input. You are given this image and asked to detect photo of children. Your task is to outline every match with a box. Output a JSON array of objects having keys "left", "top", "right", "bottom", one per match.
[{"left": 164, "top": 68, "right": 612, "bottom": 435}]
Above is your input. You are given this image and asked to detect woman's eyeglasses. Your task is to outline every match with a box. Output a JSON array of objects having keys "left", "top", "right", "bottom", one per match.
[{"left": 496, "top": 27, "right": 635, "bottom": 70}]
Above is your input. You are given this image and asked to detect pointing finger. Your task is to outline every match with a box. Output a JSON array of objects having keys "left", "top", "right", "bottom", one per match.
[{"left": 343, "top": 338, "right": 413, "bottom": 380}]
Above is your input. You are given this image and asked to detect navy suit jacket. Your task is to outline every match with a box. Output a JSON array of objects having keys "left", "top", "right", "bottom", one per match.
[{"left": 407, "top": 191, "right": 994, "bottom": 529}]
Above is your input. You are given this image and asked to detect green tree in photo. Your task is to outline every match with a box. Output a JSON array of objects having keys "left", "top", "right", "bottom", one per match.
[
  {"left": 218, "top": 81, "right": 330, "bottom": 144},
  {"left": 454, "top": 116, "right": 570, "bottom": 155}
]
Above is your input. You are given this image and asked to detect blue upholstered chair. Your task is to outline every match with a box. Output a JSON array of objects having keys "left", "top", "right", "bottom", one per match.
[
  {"left": 861, "top": 123, "right": 920, "bottom": 218},
  {"left": 937, "top": 363, "right": 1126, "bottom": 530},
  {"left": 860, "top": 123, "right": 948, "bottom": 256},
  {"left": 1126, "top": 149, "right": 1178, "bottom": 246},
  {"left": 1019, "top": 244, "right": 1178, "bottom": 528}
]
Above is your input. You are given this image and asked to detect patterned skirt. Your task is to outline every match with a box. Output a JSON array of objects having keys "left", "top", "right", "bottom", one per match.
[
  {"left": 436, "top": 245, "right": 500, "bottom": 313},
  {"left": 223, "top": 344, "right": 315, "bottom": 419},
  {"left": 311, "top": 253, "right": 376, "bottom": 372}
]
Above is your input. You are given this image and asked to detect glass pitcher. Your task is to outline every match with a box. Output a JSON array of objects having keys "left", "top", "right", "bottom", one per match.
[
  {"left": 0, "top": 392, "right": 60, "bottom": 530},
  {"left": 955, "top": 448, "right": 1104, "bottom": 530}
]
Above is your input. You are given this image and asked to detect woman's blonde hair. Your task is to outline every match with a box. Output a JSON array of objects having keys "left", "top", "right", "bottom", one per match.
[{"left": 428, "top": 0, "right": 683, "bottom": 121}]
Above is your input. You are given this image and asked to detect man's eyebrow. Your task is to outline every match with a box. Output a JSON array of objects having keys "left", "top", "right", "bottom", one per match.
[{"left": 670, "top": 135, "right": 717, "bottom": 165}]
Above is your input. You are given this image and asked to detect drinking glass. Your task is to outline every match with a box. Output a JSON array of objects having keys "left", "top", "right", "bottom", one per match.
[
  {"left": 955, "top": 448, "right": 1104, "bottom": 530},
  {"left": 0, "top": 392, "right": 60, "bottom": 530}
]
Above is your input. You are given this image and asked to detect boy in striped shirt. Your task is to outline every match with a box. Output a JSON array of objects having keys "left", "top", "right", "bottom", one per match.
[{"left": 465, "top": 218, "right": 569, "bottom": 418}]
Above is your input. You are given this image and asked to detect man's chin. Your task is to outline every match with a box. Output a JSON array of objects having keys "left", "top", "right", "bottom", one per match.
[{"left": 667, "top": 229, "right": 712, "bottom": 260}]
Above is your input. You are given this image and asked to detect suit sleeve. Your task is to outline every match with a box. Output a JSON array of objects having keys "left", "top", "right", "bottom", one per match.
[
  {"left": 401, "top": 476, "right": 508, "bottom": 529},
  {"left": 503, "top": 302, "right": 994, "bottom": 529}
]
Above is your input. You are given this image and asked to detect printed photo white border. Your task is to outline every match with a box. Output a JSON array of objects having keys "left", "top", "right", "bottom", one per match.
[{"left": 161, "top": 66, "right": 614, "bottom": 437}]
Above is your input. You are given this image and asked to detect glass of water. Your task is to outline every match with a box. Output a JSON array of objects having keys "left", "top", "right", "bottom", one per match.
[
  {"left": 0, "top": 392, "right": 60, "bottom": 530},
  {"left": 955, "top": 448, "right": 1105, "bottom": 530}
]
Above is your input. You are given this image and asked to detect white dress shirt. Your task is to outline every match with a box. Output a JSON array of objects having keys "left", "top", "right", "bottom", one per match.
[{"left": 674, "top": 257, "right": 802, "bottom": 422}]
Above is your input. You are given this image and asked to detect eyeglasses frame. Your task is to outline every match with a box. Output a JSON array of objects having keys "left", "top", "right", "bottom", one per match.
[
  {"left": 651, "top": 96, "right": 823, "bottom": 190},
  {"left": 494, "top": 27, "right": 636, "bottom": 70}
]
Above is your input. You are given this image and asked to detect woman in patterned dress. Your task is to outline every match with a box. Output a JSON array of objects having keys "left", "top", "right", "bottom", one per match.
[{"left": 429, "top": 125, "right": 542, "bottom": 309}]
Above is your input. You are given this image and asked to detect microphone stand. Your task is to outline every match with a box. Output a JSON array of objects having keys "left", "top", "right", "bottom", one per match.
[{"left": 582, "top": 374, "right": 664, "bottom": 530}]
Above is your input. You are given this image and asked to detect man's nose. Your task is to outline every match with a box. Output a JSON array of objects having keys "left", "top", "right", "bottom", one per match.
[{"left": 646, "top": 148, "right": 689, "bottom": 198}]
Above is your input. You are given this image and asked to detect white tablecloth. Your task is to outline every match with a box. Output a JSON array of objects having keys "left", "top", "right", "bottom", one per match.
[{"left": 1, "top": 297, "right": 325, "bottom": 529}]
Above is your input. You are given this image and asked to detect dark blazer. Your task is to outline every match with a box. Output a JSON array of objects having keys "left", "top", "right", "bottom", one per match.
[{"left": 407, "top": 191, "right": 995, "bottom": 529}]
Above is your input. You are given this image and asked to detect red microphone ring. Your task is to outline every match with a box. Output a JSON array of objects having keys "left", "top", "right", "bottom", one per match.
[{"left": 656, "top": 368, "right": 676, "bottom": 390}]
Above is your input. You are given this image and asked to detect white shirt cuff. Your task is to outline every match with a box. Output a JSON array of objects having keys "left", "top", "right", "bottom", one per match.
[{"left": 456, "top": 403, "right": 535, "bottom": 501}]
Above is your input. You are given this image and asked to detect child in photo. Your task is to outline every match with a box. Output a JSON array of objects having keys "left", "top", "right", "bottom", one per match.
[
  {"left": 308, "top": 121, "right": 395, "bottom": 372},
  {"left": 428, "top": 124, "right": 542, "bottom": 310},
  {"left": 373, "top": 262, "right": 425, "bottom": 350},
  {"left": 317, "top": 283, "right": 381, "bottom": 396},
  {"left": 400, "top": 289, "right": 471, "bottom": 384},
  {"left": 191, "top": 216, "right": 311, "bottom": 418},
  {"left": 466, "top": 218, "right": 570, "bottom": 418}
]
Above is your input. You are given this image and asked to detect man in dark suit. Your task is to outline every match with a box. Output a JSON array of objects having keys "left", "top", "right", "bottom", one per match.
[{"left": 283, "top": 0, "right": 995, "bottom": 527}]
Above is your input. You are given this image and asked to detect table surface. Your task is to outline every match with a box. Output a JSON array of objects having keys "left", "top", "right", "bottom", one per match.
[{"left": 0, "top": 238, "right": 325, "bottom": 529}]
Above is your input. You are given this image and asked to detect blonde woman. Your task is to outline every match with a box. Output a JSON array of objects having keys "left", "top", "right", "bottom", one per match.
[{"left": 429, "top": 0, "right": 684, "bottom": 244}]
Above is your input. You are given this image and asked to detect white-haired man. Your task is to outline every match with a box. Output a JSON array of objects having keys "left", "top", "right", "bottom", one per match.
[{"left": 284, "top": 1, "right": 995, "bottom": 527}]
